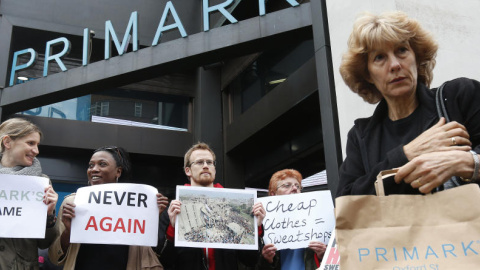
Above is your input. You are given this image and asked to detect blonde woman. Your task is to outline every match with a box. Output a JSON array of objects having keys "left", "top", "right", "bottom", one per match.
[{"left": 0, "top": 118, "right": 58, "bottom": 269}]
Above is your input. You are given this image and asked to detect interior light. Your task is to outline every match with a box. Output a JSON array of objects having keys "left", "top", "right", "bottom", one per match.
[
  {"left": 18, "top": 76, "right": 29, "bottom": 81},
  {"left": 268, "top": 78, "right": 286, "bottom": 85}
]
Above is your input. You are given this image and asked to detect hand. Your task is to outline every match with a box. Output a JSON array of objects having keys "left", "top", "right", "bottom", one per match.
[
  {"left": 156, "top": 193, "right": 169, "bottom": 215},
  {"left": 252, "top": 202, "right": 266, "bottom": 225},
  {"left": 403, "top": 118, "right": 471, "bottom": 161},
  {"left": 395, "top": 150, "right": 472, "bottom": 193},
  {"left": 308, "top": 241, "right": 327, "bottom": 259},
  {"left": 261, "top": 243, "right": 277, "bottom": 264},
  {"left": 61, "top": 202, "right": 76, "bottom": 233},
  {"left": 167, "top": 200, "right": 182, "bottom": 228},
  {"left": 44, "top": 185, "right": 58, "bottom": 215}
]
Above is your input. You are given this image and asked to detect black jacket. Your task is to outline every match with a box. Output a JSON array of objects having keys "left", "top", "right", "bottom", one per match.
[{"left": 337, "top": 77, "right": 480, "bottom": 196}]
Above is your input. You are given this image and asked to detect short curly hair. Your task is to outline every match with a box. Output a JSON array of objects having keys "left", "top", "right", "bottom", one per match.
[
  {"left": 268, "top": 169, "right": 302, "bottom": 195},
  {"left": 339, "top": 11, "right": 438, "bottom": 104}
]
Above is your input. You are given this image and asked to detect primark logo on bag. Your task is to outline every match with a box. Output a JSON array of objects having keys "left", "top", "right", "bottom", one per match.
[{"left": 356, "top": 240, "right": 480, "bottom": 269}]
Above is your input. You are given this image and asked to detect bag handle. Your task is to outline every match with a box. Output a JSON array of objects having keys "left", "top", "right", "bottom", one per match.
[
  {"left": 375, "top": 169, "right": 398, "bottom": 196},
  {"left": 435, "top": 82, "right": 450, "bottom": 122}
]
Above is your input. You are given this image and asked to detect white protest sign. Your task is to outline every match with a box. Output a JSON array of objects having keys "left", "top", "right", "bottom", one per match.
[
  {"left": 0, "top": 174, "right": 49, "bottom": 238},
  {"left": 258, "top": 190, "right": 335, "bottom": 250},
  {"left": 70, "top": 183, "right": 159, "bottom": 246}
]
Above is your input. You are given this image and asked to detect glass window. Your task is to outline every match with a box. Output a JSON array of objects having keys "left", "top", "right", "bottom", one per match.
[
  {"left": 135, "top": 102, "right": 142, "bottom": 117},
  {"left": 17, "top": 89, "right": 190, "bottom": 131},
  {"left": 228, "top": 39, "right": 314, "bottom": 113}
]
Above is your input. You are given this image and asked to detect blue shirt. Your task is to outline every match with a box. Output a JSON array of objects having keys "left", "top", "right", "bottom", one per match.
[{"left": 280, "top": 248, "right": 305, "bottom": 270}]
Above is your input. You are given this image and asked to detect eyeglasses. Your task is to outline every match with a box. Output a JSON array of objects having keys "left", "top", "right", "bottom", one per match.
[
  {"left": 189, "top": 159, "right": 216, "bottom": 167},
  {"left": 277, "top": 182, "right": 302, "bottom": 191}
]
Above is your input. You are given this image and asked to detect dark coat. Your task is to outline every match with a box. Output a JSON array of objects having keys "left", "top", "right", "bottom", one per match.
[{"left": 337, "top": 77, "right": 480, "bottom": 196}]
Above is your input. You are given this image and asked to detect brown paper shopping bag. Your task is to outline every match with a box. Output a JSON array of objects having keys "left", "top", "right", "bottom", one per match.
[{"left": 335, "top": 169, "right": 480, "bottom": 269}]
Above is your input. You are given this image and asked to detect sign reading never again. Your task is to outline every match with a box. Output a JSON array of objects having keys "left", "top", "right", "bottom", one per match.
[
  {"left": 9, "top": 0, "right": 300, "bottom": 86},
  {"left": 70, "top": 183, "right": 159, "bottom": 246}
]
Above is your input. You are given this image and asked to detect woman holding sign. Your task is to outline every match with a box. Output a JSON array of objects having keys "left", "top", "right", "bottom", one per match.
[
  {"left": 257, "top": 169, "right": 326, "bottom": 270},
  {"left": 0, "top": 117, "right": 59, "bottom": 270},
  {"left": 48, "top": 146, "right": 169, "bottom": 270}
]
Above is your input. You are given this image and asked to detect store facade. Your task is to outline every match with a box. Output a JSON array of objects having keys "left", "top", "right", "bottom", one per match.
[{"left": 0, "top": 0, "right": 341, "bottom": 200}]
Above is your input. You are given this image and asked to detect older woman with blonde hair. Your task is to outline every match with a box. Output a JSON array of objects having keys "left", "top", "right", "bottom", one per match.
[{"left": 337, "top": 11, "right": 480, "bottom": 196}]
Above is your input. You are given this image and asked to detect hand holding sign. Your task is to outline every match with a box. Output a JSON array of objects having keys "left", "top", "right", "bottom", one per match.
[
  {"left": 157, "top": 193, "right": 169, "bottom": 215},
  {"left": 168, "top": 199, "right": 182, "bottom": 227},
  {"left": 44, "top": 185, "right": 58, "bottom": 215}
]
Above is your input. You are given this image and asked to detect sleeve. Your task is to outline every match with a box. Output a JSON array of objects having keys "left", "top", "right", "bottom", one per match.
[
  {"left": 445, "top": 78, "right": 480, "bottom": 153},
  {"left": 256, "top": 253, "right": 280, "bottom": 270},
  {"left": 156, "top": 209, "right": 178, "bottom": 268},
  {"left": 336, "top": 126, "right": 409, "bottom": 196},
  {"left": 237, "top": 225, "right": 264, "bottom": 267},
  {"left": 37, "top": 216, "right": 59, "bottom": 249},
  {"left": 255, "top": 225, "right": 280, "bottom": 270},
  {"left": 37, "top": 176, "right": 59, "bottom": 249},
  {"left": 48, "top": 195, "right": 74, "bottom": 266}
]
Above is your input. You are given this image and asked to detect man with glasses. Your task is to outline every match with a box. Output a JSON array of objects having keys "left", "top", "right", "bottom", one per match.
[
  {"left": 157, "top": 142, "right": 266, "bottom": 270},
  {"left": 257, "top": 169, "right": 326, "bottom": 270}
]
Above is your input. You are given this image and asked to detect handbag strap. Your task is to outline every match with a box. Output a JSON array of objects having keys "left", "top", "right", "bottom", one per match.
[
  {"left": 435, "top": 82, "right": 450, "bottom": 122},
  {"left": 434, "top": 82, "right": 462, "bottom": 189},
  {"left": 375, "top": 169, "right": 398, "bottom": 196}
]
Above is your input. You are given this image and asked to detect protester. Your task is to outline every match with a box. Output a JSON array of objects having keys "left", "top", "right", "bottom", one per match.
[
  {"left": 157, "top": 142, "right": 266, "bottom": 270},
  {"left": 0, "top": 117, "right": 59, "bottom": 269},
  {"left": 257, "top": 169, "right": 325, "bottom": 270},
  {"left": 336, "top": 11, "right": 480, "bottom": 196},
  {"left": 48, "top": 146, "right": 168, "bottom": 269}
]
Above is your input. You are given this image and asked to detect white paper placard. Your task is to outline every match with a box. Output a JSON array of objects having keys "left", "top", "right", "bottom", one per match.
[
  {"left": 258, "top": 190, "right": 335, "bottom": 250},
  {"left": 70, "top": 183, "right": 159, "bottom": 246},
  {"left": 0, "top": 174, "right": 49, "bottom": 238},
  {"left": 174, "top": 186, "right": 258, "bottom": 250}
]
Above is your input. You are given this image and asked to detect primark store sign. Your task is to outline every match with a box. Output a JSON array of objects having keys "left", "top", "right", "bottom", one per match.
[{"left": 9, "top": 0, "right": 300, "bottom": 86}]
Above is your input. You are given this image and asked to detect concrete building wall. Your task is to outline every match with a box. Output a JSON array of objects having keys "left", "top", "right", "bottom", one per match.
[{"left": 327, "top": 0, "right": 480, "bottom": 157}]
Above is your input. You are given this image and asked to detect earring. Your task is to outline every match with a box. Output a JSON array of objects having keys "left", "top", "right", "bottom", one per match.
[{"left": 116, "top": 177, "right": 119, "bottom": 183}]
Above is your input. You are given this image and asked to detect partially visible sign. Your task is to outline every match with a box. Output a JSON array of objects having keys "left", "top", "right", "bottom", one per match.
[
  {"left": 258, "top": 191, "right": 335, "bottom": 250},
  {"left": 319, "top": 230, "right": 340, "bottom": 270},
  {"left": 71, "top": 183, "right": 159, "bottom": 246},
  {"left": 0, "top": 174, "right": 49, "bottom": 238}
]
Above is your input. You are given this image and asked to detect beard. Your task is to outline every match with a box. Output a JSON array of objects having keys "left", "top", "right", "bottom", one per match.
[{"left": 191, "top": 172, "right": 215, "bottom": 186}]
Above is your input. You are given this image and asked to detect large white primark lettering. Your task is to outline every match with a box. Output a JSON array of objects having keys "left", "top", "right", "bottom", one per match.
[
  {"left": 357, "top": 241, "right": 480, "bottom": 263},
  {"left": 9, "top": 0, "right": 300, "bottom": 86}
]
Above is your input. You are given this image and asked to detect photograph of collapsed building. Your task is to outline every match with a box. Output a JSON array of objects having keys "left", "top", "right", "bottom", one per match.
[{"left": 175, "top": 186, "right": 258, "bottom": 250}]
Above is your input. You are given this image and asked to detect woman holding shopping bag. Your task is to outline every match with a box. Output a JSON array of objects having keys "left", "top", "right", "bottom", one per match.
[{"left": 336, "top": 11, "right": 480, "bottom": 196}]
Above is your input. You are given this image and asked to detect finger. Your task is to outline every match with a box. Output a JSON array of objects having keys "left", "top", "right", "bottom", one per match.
[
  {"left": 418, "top": 181, "right": 437, "bottom": 194},
  {"left": 395, "top": 162, "right": 417, "bottom": 184},
  {"left": 410, "top": 178, "right": 424, "bottom": 189},
  {"left": 435, "top": 117, "right": 446, "bottom": 127}
]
